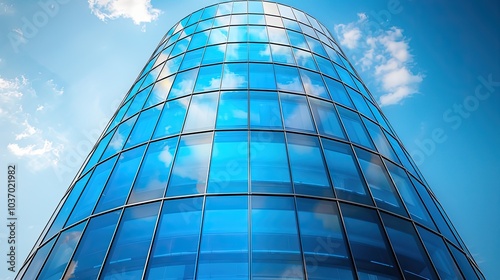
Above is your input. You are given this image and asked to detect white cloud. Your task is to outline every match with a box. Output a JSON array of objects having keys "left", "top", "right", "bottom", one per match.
[
  {"left": 335, "top": 17, "right": 424, "bottom": 106},
  {"left": 15, "top": 120, "right": 38, "bottom": 140},
  {"left": 88, "top": 0, "right": 162, "bottom": 25},
  {"left": 46, "top": 79, "right": 64, "bottom": 95}
]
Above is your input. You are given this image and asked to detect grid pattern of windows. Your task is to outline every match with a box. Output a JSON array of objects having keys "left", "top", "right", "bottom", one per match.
[{"left": 19, "top": 1, "right": 483, "bottom": 279}]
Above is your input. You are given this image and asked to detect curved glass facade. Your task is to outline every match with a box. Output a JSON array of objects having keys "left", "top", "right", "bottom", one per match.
[{"left": 18, "top": 1, "right": 484, "bottom": 279}]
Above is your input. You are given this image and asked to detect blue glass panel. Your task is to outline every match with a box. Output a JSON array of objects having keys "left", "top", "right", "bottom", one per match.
[
  {"left": 187, "top": 9, "right": 202, "bottom": 26},
  {"left": 129, "top": 138, "right": 178, "bottom": 203},
  {"left": 275, "top": 65, "right": 304, "bottom": 93},
  {"left": 335, "top": 64, "right": 356, "bottom": 89},
  {"left": 355, "top": 147, "right": 407, "bottom": 216},
  {"left": 170, "top": 36, "right": 191, "bottom": 57},
  {"left": 299, "top": 23, "right": 317, "bottom": 39},
  {"left": 300, "top": 69, "right": 330, "bottom": 99},
  {"left": 293, "top": 9, "right": 309, "bottom": 25},
  {"left": 159, "top": 54, "right": 184, "bottom": 78},
  {"left": 249, "top": 43, "right": 271, "bottom": 62},
  {"left": 248, "top": 1, "right": 264, "bottom": 13},
  {"left": 62, "top": 211, "right": 121, "bottom": 280},
  {"left": 252, "top": 196, "right": 304, "bottom": 279},
  {"left": 449, "top": 245, "right": 480, "bottom": 280},
  {"left": 216, "top": 2, "right": 232, "bottom": 16},
  {"left": 167, "top": 133, "right": 213, "bottom": 196},
  {"left": 278, "top": 5, "right": 295, "bottom": 20},
  {"left": 228, "top": 25, "right": 248, "bottom": 42},
  {"left": 362, "top": 118, "right": 400, "bottom": 163},
  {"left": 381, "top": 213, "right": 439, "bottom": 280},
  {"left": 216, "top": 91, "right": 248, "bottom": 129},
  {"left": 270, "top": 44, "right": 295, "bottom": 65},
  {"left": 208, "top": 132, "right": 248, "bottom": 193},
  {"left": 385, "top": 160, "right": 436, "bottom": 230},
  {"left": 248, "top": 14, "right": 265, "bottom": 25},
  {"left": 146, "top": 198, "right": 203, "bottom": 280},
  {"left": 202, "top": 44, "right": 225, "bottom": 65},
  {"left": 201, "top": 5, "right": 217, "bottom": 21},
  {"left": 266, "top": 15, "right": 284, "bottom": 28},
  {"left": 309, "top": 98, "right": 345, "bottom": 139},
  {"left": 194, "top": 64, "right": 222, "bottom": 92},
  {"left": 197, "top": 196, "right": 249, "bottom": 279},
  {"left": 101, "top": 202, "right": 160, "bottom": 280},
  {"left": 82, "top": 130, "right": 114, "bottom": 174},
  {"left": 248, "top": 25, "right": 268, "bottom": 42},
  {"left": 417, "top": 226, "right": 464, "bottom": 280},
  {"left": 249, "top": 91, "right": 283, "bottom": 129},
  {"left": 368, "top": 101, "right": 392, "bottom": 132},
  {"left": 208, "top": 27, "right": 228, "bottom": 45},
  {"left": 249, "top": 63, "right": 276, "bottom": 90},
  {"left": 341, "top": 203, "right": 402, "bottom": 279},
  {"left": 196, "top": 18, "right": 214, "bottom": 32},
  {"left": 125, "top": 104, "right": 163, "bottom": 148},
  {"left": 287, "top": 30, "right": 308, "bottom": 49},
  {"left": 231, "top": 14, "right": 248, "bottom": 25},
  {"left": 222, "top": 63, "right": 248, "bottom": 89},
  {"left": 94, "top": 145, "right": 146, "bottom": 213},
  {"left": 283, "top": 18, "right": 301, "bottom": 32},
  {"left": 338, "top": 107, "right": 375, "bottom": 149},
  {"left": 250, "top": 132, "right": 292, "bottom": 193},
  {"left": 323, "top": 77, "right": 354, "bottom": 108},
  {"left": 153, "top": 96, "right": 189, "bottom": 139},
  {"left": 321, "top": 139, "right": 372, "bottom": 205},
  {"left": 145, "top": 77, "right": 174, "bottom": 108},
  {"left": 384, "top": 132, "right": 419, "bottom": 176},
  {"left": 168, "top": 68, "right": 199, "bottom": 99},
  {"left": 213, "top": 15, "right": 230, "bottom": 28},
  {"left": 267, "top": 26, "right": 288, "bottom": 44},
  {"left": 348, "top": 88, "right": 375, "bottom": 120},
  {"left": 180, "top": 48, "right": 204, "bottom": 70},
  {"left": 125, "top": 87, "right": 150, "bottom": 119},
  {"left": 106, "top": 99, "right": 132, "bottom": 135},
  {"left": 306, "top": 35, "right": 328, "bottom": 57},
  {"left": 232, "top": 1, "right": 247, "bottom": 14},
  {"left": 296, "top": 198, "right": 355, "bottom": 280},
  {"left": 226, "top": 43, "right": 248, "bottom": 62},
  {"left": 38, "top": 222, "right": 86, "bottom": 280},
  {"left": 293, "top": 48, "right": 318, "bottom": 70},
  {"left": 183, "top": 92, "right": 218, "bottom": 132},
  {"left": 66, "top": 157, "right": 118, "bottom": 226},
  {"left": 280, "top": 93, "right": 315, "bottom": 133},
  {"left": 23, "top": 239, "right": 56, "bottom": 280},
  {"left": 287, "top": 133, "right": 332, "bottom": 197},
  {"left": 315, "top": 54, "right": 339, "bottom": 79}
]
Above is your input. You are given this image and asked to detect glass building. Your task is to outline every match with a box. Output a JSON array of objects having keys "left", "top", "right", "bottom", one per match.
[{"left": 18, "top": 1, "right": 484, "bottom": 279}]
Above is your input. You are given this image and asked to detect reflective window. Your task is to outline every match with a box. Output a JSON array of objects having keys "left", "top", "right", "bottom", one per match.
[
  {"left": 82, "top": 130, "right": 113, "bottom": 174},
  {"left": 315, "top": 54, "right": 339, "bottom": 79},
  {"left": 283, "top": 18, "right": 301, "bottom": 32},
  {"left": 180, "top": 48, "right": 204, "bottom": 70},
  {"left": 216, "top": 91, "right": 248, "bottom": 129},
  {"left": 202, "top": 44, "right": 225, "bottom": 65},
  {"left": 146, "top": 77, "right": 173, "bottom": 107},
  {"left": 196, "top": 18, "right": 214, "bottom": 32},
  {"left": 287, "top": 30, "right": 308, "bottom": 49},
  {"left": 249, "top": 91, "right": 283, "bottom": 129},
  {"left": 355, "top": 148, "right": 407, "bottom": 216},
  {"left": 278, "top": 5, "right": 295, "bottom": 20},
  {"left": 170, "top": 37, "right": 191, "bottom": 57},
  {"left": 126, "top": 104, "right": 163, "bottom": 148},
  {"left": 385, "top": 132, "right": 419, "bottom": 176},
  {"left": 262, "top": 2, "right": 279, "bottom": 15},
  {"left": 323, "top": 77, "right": 354, "bottom": 108},
  {"left": 146, "top": 198, "right": 203, "bottom": 280},
  {"left": 213, "top": 15, "right": 230, "bottom": 28},
  {"left": 207, "top": 27, "right": 229, "bottom": 45},
  {"left": 293, "top": 9, "right": 310, "bottom": 25},
  {"left": 125, "top": 87, "right": 150, "bottom": 119},
  {"left": 248, "top": 14, "right": 265, "bottom": 25},
  {"left": 66, "top": 157, "right": 118, "bottom": 226},
  {"left": 226, "top": 43, "right": 248, "bottom": 62},
  {"left": 275, "top": 65, "right": 304, "bottom": 93},
  {"left": 228, "top": 25, "right": 248, "bottom": 42},
  {"left": 280, "top": 93, "right": 315, "bottom": 133},
  {"left": 106, "top": 99, "right": 132, "bottom": 135},
  {"left": 62, "top": 211, "right": 121, "bottom": 280},
  {"left": 183, "top": 92, "right": 218, "bottom": 132},
  {"left": 187, "top": 9, "right": 202, "bottom": 26},
  {"left": 266, "top": 15, "right": 284, "bottom": 28},
  {"left": 94, "top": 145, "right": 146, "bottom": 213},
  {"left": 197, "top": 196, "right": 249, "bottom": 279},
  {"left": 287, "top": 133, "right": 331, "bottom": 196},
  {"left": 153, "top": 96, "right": 189, "bottom": 139},
  {"left": 248, "top": 43, "right": 271, "bottom": 62},
  {"left": 188, "top": 31, "right": 209, "bottom": 50},
  {"left": 250, "top": 132, "right": 291, "bottom": 193},
  {"left": 418, "top": 226, "right": 464, "bottom": 280},
  {"left": 338, "top": 107, "right": 375, "bottom": 149},
  {"left": 341, "top": 203, "right": 402, "bottom": 279},
  {"left": 232, "top": 1, "right": 247, "bottom": 14},
  {"left": 248, "top": 26, "right": 268, "bottom": 42},
  {"left": 249, "top": 63, "right": 276, "bottom": 90},
  {"left": 159, "top": 54, "right": 184, "bottom": 79},
  {"left": 23, "top": 239, "right": 56, "bottom": 280},
  {"left": 251, "top": 196, "right": 304, "bottom": 279},
  {"left": 208, "top": 132, "right": 248, "bottom": 193},
  {"left": 306, "top": 36, "right": 328, "bottom": 57},
  {"left": 300, "top": 23, "right": 317, "bottom": 39},
  {"left": 102, "top": 114, "right": 137, "bottom": 160},
  {"left": 194, "top": 64, "right": 223, "bottom": 92},
  {"left": 296, "top": 198, "right": 355, "bottom": 279},
  {"left": 309, "top": 98, "right": 345, "bottom": 139},
  {"left": 168, "top": 68, "right": 199, "bottom": 99},
  {"left": 381, "top": 213, "right": 439, "bottom": 279},
  {"left": 349, "top": 88, "right": 375, "bottom": 120},
  {"left": 449, "top": 245, "right": 480, "bottom": 280},
  {"left": 100, "top": 203, "right": 160, "bottom": 280},
  {"left": 363, "top": 118, "right": 399, "bottom": 163},
  {"left": 322, "top": 139, "right": 372, "bottom": 205},
  {"left": 248, "top": 1, "right": 264, "bottom": 14},
  {"left": 222, "top": 63, "right": 248, "bottom": 89},
  {"left": 38, "top": 222, "right": 85, "bottom": 280},
  {"left": 293, "top": 48, "right": 317, "bottom": 70},
  {"left": 300, "top": 69, "right": 329, "bottom": 99},
  {"left": 231, "top": 14, "right": 248, "bottom": 25},
  {"left": 201, "top": 5, "right": 217, "bottom": 21},
  {"left": 129, "top": 138, "right": 178, "bottom": 203},
  {"left": 270, "top": 44, "right": 295, "bottom": 65},
  {"left": 167, "top": 133, "right": 213, "bottom": 196},
  {"left": 335, "top": 64, "right": 356, "bottom": 88},
  {"left": 216, "top": 2, "right": 232, "bottom": 16},
  {"left": 267, "top": 26, "right": 288, "bottom": 44}
]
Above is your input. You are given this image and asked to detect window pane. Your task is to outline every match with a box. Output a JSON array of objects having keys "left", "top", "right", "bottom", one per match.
[
  {"left": 270, "top": 44, "right": 295, "bottom": 65},
  {"left": 385, "top": 132, "right": 418, "bottom": 176},
  {"left": 82, "top": 131, "right": 114, "bottom": 174},
  {"left": 159, "top": 54, "right": 184, "bottom": 79},
  {"left": 180, "top": 48, "right": 204, "bottom": 70},
  {"left": 226, "top": 43, "right": 247, "bottom": 62},
  {"left": 335, "top": 64, "right": 356, "bottom": 88},
  {"left": 267, "top": 26, "right": 288, "bottom": 44},
  {"left": 146, "top": 198, "right": 203, "bottom": 280},
  {"left": 338, "top": 107, "right": 375, "bottom": 149},
  {"left": 275, "top": 65, "right": 304, "bottom": 93},
  {"left": 252, "top": 196, "right": 304, "bottom": 279},
  {"left": 323, "top": 77, "right": 354, "bottom": 108},
  {"left": 248, "top": 1, "right": 264, "bottom": 14},
  {"left": 322, "top": 139, "right": 372, "bottom": 205},
  {"left": 283, "top": 18, "right": 300, "bottom": 32},
  {"left": 232, "top": 1, "right": 247, "bottom": 13},
  {"left": 208, "top": 27, "right": 228, "bottom": 45},
  {"left": 194, "top": 64, "right": 222, "bottom": 92},
  {"left": 196, "top": 18, "right": 214, "bottom": 32},
  {"left": 167, "top": 133, "right": 213, "bottom": 196},
  {"left": 248, "top": 43, "right": 271, "bottom": 62},
  {"left": 231, "top": 14, "right": 248, "bottom": 25},
  {"left": 102, "top": 115, "right": 137, "bottom": 159},
  {"left": 170, "top": 37, "right": 191, "bottom": 57},
  {"left": 349, "top": 88, "right": 375, "bottom": 120},
  {"left": 125, "top": 87, "right": 150, "bottom": 119},
  {"left": 250, "top": 132, "right": 291, "bottom": 193},
  {"left": 228, "top": 25, "right": 248, "bottom": 42},
  {"left": 201, "top": 5, "right": 217, "bottom": 20},
  {"left": 248, "top": 26, "right": 268, "bottom": 42},
  {"left": 262, "top": 2, "right": 279, "bottom": 15},
  {"left": 297, "top": 198, "right": 355, "bottom": 280},
  {"left": 216, "top": 2, "right": 232, "bottom": 16},
  {"left": 213, "top": 15, "right": 230, "bottom": 28},
  {"left": 188, "top": 31, "right": 209, "bottom": 50},
  {"left": 280, "top": 93, "right": 315, "bottom": 133},
  {"left": 202, "top": 44, "right": 225, "bottom": 65},
  {"left": 355, "top": 148, "right": 407, "bottom": 216},
  {"left": 153, "top": 96, "right": 190, "bottom": 139},
  {"left": 341, "top": 203, "right": 402, "bottom": 279},
  {"left": 249, "top": 91, "right": 283, "bottom": 129},
  {"left": 266, "top": 15, "right": 283, "bottom": 28},
  {"left": 278, "top": 4, "right": 295, "bottom": 20},
  {"left": 125, "top": 104, "right": 163, "bottom": 148},
  {"left": 249, "top": 63, "right": 276, "bottom": 90},
  {"left": 449, "top": 245, "right": 480, "bottom": 280},
  {"left": 306, "top": 36, "right": 328, "bottom": 57},
  {"left": 300, "top": 69, "right": 330, "bottom": 99},
  {"left": 94, "top": 145, "right": 146, "bottom": 213},
  {"left": 208, "top": 132, "right": 248, "bottom": 193},
  {"left": 315, "top": 54, "right": 339, "bottom": 79},
  {"left": 293, "top": 48, "right": 318, "bottom": 70},
  {"left": 381, "top": 213, "right": 439, "bottom": 280},
  {"left": 183, "top": 92, "right": 218, "bottom": 132},
  {"left": 146, "top": 77, "right": 173, "bottom": 107},
  {"left": 197, "top": 196, "right": 249, "bottom": 279},
  {"left": 168, "top": 68, "right": 199, "bottom": 99},
  {"left": 62, "top": 211, "right": 121, "bottom": 280},
  {"left": 216, "top": 91, "right": 248, "bottom": 129},
  {"left": 362, "top": 118, "right": 400, "bottom": 163},
  {"left": 309, "top": 98, "right": 345, "bottom": 139},
  {"left": 222, "top": 63, "right": 248, "bottom": 89},
  {"left": 287, "top": 133, "right": 331, "bottom": 197},
  {"left": 101, "top": 203, "right": 160, "bottom": 280},
  {"left": 128, "top": 138, "right": 178, "bottom": 203},
  {"left": 23, "top": 239, "right": 56, "bottom": 280},
  {"left": 248, "top": 14, "right": 265, "bottom": 25},
  {"left": 287, "top": 30, "right": 307, "bottom": 49}
]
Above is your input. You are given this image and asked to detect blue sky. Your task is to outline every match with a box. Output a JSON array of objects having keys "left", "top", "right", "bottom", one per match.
[{"left": 0, "top": 0, "right": 498, "bottom": 279}]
